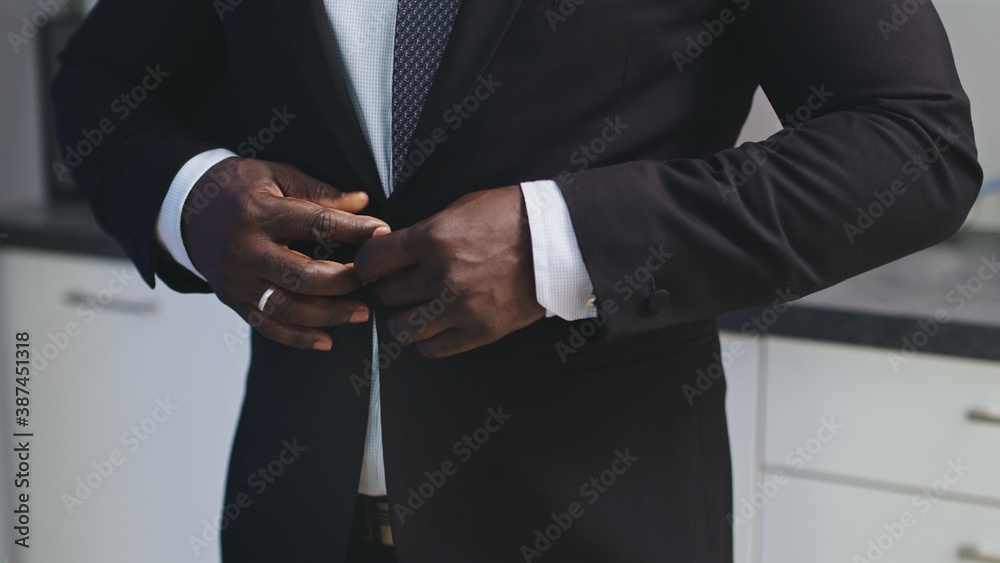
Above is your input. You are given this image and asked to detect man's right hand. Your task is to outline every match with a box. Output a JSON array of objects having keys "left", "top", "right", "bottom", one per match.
[{"left": 181, "top": 157, "right": 390, "bottom": 351}]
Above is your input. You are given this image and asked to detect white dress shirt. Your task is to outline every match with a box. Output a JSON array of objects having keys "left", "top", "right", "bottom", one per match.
[{"left": 155, "top": 0, "right": 596, "bottom": 497}]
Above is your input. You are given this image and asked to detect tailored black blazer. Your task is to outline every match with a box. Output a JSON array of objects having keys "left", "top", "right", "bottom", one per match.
[{"left": 53, "top": 0, "right": 981, "bottom": 561}]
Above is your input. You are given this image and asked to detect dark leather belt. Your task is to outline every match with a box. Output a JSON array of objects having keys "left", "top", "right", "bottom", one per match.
[{"left": 353, "top": 494, "right": 394, "bottom": 547}]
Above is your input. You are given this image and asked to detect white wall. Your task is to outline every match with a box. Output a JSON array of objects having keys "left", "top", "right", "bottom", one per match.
[
  {"left": 0, "top": 0, "right": 49, "bottom": 208},
  {"left": 936, "top": 0, "right": 1000, "bottom": 232}
]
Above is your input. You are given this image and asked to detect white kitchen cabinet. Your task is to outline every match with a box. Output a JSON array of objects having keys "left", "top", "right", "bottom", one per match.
[
  {"left": 759, "top": 336, "right": 1000, "bottom": 563},
  {"left": 7, "top": 246, "right": 998, "bottom": 563},
  {"left": 764, "top": 337, "right": 1000, "bottom": 501},
  {"left": 0, "top": 251, "right": 765, "bottom": 563},
  {"left": 761, "top": 475, "right": 1000, "bottom": 563},
  {"left": 721, "top": 332, "right": 763, "bottom": 563},
  {"left": 0, "top": 247, "right": 249, "bottom": 563}
]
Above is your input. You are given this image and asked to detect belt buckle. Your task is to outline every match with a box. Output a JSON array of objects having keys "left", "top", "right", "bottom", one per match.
[{"left": 363, "top": 497, "right": 394, "bottom": 547}]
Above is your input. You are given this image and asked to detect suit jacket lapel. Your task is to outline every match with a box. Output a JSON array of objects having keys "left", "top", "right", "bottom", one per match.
[
  {"left": 274, "top": 0, "right": 386, "bottom": 204},
  {"left": 392, "top": 0, "right": 526, "bottom": 196}
]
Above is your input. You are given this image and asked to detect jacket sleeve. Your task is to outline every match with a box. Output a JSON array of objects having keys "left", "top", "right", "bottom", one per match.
[
  {"left": 557, "top": 0, "right": 983, "bottom": 342},
  {"left": 52, "top": 0, "right": 231, "bottom": 292}
]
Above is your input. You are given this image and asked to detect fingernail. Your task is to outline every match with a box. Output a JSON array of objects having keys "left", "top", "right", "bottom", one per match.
[
  {"left": 373, "top": 226, "right": 391, "bottom": 237},
  {"left": 350, "top": 308, "right": 370, "bottom": 323},
  {"left": 313, "top": 340, "right": 332, "bottom": 352}
]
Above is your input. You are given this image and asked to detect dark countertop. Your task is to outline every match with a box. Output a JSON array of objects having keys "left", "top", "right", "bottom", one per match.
[
  {"left": 1, "top": 199, "right": 997, "bottom": 361},
  {"left": 718, "top": 229, "right": 1000, "bottom": 361},
  {"left": 0, "top": 198, "right": 125, "bottom": 258}
]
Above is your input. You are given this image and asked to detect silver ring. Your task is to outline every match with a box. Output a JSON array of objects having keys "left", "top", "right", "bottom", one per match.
[{"left": 257, "top": 284, "right": 278, "bottom": 312}]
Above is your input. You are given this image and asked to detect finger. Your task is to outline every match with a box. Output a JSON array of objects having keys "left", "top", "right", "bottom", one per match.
[
  {"left": 260, "top": 197, "right": 390, "bottom": 245},
  {"left": 354, "top": 228, "right": 420, "bottom": 283},
  {"left": 386, "top": 303, "right": 452, "bottom": 344},
  {"left": 269, "top": 162, "right": 371, "bottom": 213},
  {"left": 256, "top": 285, "right": 371, "bottom": 327},
  {"left": 257, "top": 245, "right": 364, "bottom": 296},
  {"left": 235, "top": 302, "right": 336, "bottom": 351},
  {"left": 358, "top": 230, "right": 393, "bottom": 288}
]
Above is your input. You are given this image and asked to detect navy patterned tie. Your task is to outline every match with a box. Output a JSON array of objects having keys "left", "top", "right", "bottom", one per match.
[{"left": 391, "top": 0, "right": 462, "bottom": 187}]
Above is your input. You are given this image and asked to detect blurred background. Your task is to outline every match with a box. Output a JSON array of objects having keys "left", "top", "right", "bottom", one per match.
[{"left": 0, "top": 0, "right": 997, "bottom": 562}]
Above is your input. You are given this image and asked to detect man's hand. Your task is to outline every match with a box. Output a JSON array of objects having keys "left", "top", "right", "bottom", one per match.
[
  {"left": 354, "top": 185, "right": 545, "bottom": 358},
  {"left": 182, "top": 157, "right": 390, "bottom": 351}
]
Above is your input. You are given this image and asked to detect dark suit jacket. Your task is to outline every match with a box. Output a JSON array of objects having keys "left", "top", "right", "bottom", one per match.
[{"left": 53, "top": 0, "right": 981, "bottom": 561}]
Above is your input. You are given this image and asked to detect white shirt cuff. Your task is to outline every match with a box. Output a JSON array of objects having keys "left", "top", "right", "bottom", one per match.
[
  {"left": 520, "top": 180, "right": 598, "bottom": 321},
  {"left": 155, "top": 149, "right": 238, "bottom": 281}
]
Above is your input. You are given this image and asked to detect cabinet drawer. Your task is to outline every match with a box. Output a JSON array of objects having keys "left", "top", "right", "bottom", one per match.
[
  {"left": 763, "top": 337, "right": 1000, "bottom": 501},
  {"left": 761, "top": 475, "right": 1000, "bottom": 563},
  {"left": 1, "top": 248, "right": 248, "bottom": 563}
]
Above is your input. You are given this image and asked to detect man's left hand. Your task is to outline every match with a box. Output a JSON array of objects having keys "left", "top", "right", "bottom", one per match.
[{"left": 354, "top": 185, "right": 545, "bottom": 358}]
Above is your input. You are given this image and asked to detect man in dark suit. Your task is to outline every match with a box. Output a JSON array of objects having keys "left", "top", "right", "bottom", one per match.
[{"left": 53, "top": 0, "right": 981, "bottom": 561}]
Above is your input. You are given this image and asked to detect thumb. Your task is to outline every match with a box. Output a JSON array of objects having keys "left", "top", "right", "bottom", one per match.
[{"left": 269, "top": 161, "right": 371, "bottom": 213}]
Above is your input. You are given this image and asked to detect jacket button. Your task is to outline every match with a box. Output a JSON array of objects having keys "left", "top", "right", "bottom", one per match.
[{"left": 648, "top": 290, "right": 670, "bottom": 313}]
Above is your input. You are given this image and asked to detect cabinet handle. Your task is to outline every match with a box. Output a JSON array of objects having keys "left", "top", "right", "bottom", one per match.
[
  {"left": 966, "top": 409, "right": 1000, "bottom": 425},
  {"left": 62, "top": 291, "right": 158, "bottom": 315},
  {"left": 959, "top": 546, "right": 1000, "bottom": 562}
]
